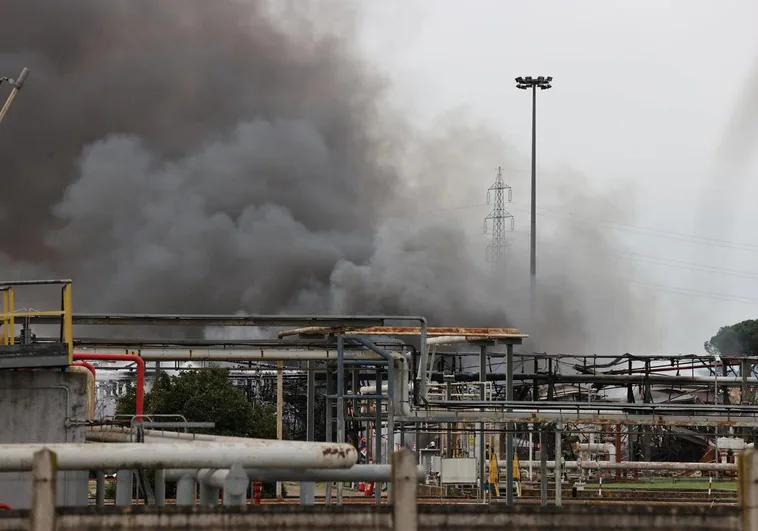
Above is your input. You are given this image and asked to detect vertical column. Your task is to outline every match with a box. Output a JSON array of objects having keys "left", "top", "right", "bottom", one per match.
[
  {"left": 554, "top": 424, "right": 562, "bottom": 507},
  {"left": 336, "top": 336, "right": 345, "bottom": 505},
  {"left": 223, "top": 464, "right": 248, "bottom": 506},
  {"left": 479, "top": 345, "right": 486, "bottom": 500},
  {"left": 392, "top": 449, "right": 418, "bottom": 531},
  {"left": 445, "top": 375, "right": 454, "bottom": 457},
  {"left": 115, "top": 470, "right": 132, "bottom": 506},
  {"left": 30, "top": 449, "right": 56, "bottom": 531},
  {"left": 387, "top": 355, "right": 396, "bottom": 503},
  {"left": 353, "top": 365, "right": 362, "bottom": 493},
  {"left": 742, "top": 358, "right": 750, "bottom": 404},
  {"left": 739, "top": 449, "right": 758, "bottom": 530},
  {"left": 154, "top": 470, "right": 166, "bottom": 506},
  {"left": 615, "top": 425, "right": 622, "bottom": 482},
  {"left": 325, "top": 365, "right": 333, "bottom": 505},
  {"left": 198, "top": 482, "right": 219, "bottom": 506},
  {"left": 276, "top": 360, "right": 283, "bottom": 499},
  {"left": 528, "top": 425, "right": 533, "bottom": 481},
  {"left": 505, "top": 343, "right": 514, "bottom": 506},
  {"left": 375, "top": 368, "right": 383, "bottom": 505},
  {"left": 300, "top": 360, "right": 316, "bottom": 505},
  {"left": 175, "top": 473, "right": 196, "bottom": 506},
  {"left": 95, "top": 470, "right": 106, "bottom": 507},
  {"left": 540, "top": 426, "right": 548, "bottom": 506}
]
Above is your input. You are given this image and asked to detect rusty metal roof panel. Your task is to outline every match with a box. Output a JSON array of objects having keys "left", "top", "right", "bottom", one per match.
[{"left": 278, "top": 326, "right": 527, "bottom": 340}]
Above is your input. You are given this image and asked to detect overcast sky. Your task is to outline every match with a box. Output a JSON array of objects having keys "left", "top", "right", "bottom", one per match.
[{"left": 357, "top": 0, "right": 758, "bottom": 353}]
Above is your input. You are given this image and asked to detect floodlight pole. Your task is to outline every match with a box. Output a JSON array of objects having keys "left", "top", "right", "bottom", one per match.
[
  {"left": 530, "top": 83, "right": 537, "bottom": 300},
  {"left": 515, "top": 75, "right": 552, "bottom": 329}
]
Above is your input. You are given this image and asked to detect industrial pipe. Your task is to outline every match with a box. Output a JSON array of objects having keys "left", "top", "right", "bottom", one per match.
[
  {"left": 87, "top": 426, "right": 348, "bottom": 448},
  {"left": 578, "top": 443, "right": 615, "bottom": 464},
  {"left": 0, "top": 441, "right": 357, "bottom": 472},
  {"left": 71, "top": 361, "right": 96, "bottom": 381},
  {"left": 397, "top": 410, "right": 758, "bottom": 428},
  {"left": 137, "top": 348, "right": 384, "bottom": 362},
  {"left": 511, "top": 460, "right": 737, "bottom": 472},
  {"left": 74, "top": 353, "right": 144, "bottom": 418},
  {"left": 419, "top": 399, "right": 758, "bottom": 413},
  {"left": 165, "top": 464, "right": 426, "bottom": 483}
]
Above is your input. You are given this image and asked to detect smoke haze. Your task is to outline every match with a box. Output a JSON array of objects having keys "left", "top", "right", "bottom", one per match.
[{"left": 0, "top": 0, "right": 662, "bottom": 353}]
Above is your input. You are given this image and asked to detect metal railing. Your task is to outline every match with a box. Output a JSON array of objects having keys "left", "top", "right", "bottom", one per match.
[{"left": 0, "top": 279, "right": 73, "bottom": 363}]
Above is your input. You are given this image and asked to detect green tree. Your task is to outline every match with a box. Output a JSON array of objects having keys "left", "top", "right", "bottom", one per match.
[
  {"left": 705, "top": 319, "right": 758, "bottom": 357},
  {"left": 116, "top": 368, "right": 285, "bottom": 497}
]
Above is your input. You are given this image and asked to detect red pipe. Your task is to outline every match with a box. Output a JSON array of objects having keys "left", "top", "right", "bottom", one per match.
[
  {"left": 73, "top": 353, "right": 144, "bottom": 421},
  {"left": 72, "top": 361, "right": 97, "bottom": 380}
]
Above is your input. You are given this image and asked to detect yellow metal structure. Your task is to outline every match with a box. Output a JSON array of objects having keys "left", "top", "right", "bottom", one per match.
[
  {"left": 0, "top": 286, "right": 14, "bottom": 346},
  {"left": 513, "top": 456, "right": 522, "bottom": 496},
  {"left": 488, "top": 454, "right": 500, "bottom": 497},
  {"left": 0, "top": 280, "right": 73, "bottom": 364}
]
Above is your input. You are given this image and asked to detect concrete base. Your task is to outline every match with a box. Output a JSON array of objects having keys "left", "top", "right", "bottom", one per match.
[
  {"left": 0, "top": 370, "right": 89, "bottom": 509},
  {"left": 0, "top": 505, "right": 740, "bottom": 530}
]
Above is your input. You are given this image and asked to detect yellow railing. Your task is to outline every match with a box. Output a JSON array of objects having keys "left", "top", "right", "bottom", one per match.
[{"left": 0, "top": 280, "right": 73, "bottom": 364}]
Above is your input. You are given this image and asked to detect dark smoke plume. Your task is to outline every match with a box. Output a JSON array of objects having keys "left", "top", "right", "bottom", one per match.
[{"left": 0, "top": 1, "right": 662, "bottom": 352}]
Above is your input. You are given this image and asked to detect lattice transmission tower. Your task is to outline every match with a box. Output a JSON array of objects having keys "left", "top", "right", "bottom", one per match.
[{"left": 484, "top": 166, "right": 514, "bottom": 269}]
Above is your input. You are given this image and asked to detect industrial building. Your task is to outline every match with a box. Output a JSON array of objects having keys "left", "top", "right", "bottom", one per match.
[{"left": 1, "top": 279, "right": 757, "bottom": 530}]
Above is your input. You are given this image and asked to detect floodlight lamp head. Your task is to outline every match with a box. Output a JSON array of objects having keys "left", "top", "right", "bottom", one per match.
[{"left": 515, "top": 76, "right": 525, "bottom": 83}]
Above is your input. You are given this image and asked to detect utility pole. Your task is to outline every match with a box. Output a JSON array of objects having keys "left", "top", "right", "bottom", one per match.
[
  {"left": 484, "top": 166, "right": 514, "bottom": 271},
  {"left": 515, "top": 75, "right": 552, "bottom": 323}
]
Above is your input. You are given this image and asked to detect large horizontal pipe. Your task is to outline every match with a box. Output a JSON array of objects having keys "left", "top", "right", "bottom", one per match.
[
  {"left": 430, "top": 372, "right": 758, "bottom": 387},
  {"left": 398, "top": 411, "right": 758, "bottom": 428},
  {"left": 523, "top": 374, "right": 758, "bottom": 386},
  {"left": 422, "top": 400, "right": 758, "bottom": 413},
  {"left": 509, "top": 461, "right": 737, "bottom": 472},
  {"left": 87, "top": 426, "right": 334, "bottom": 446},
  {"left": 29, "top": 313, "right": 406, "bottom": 328},
  {"left": 165, "top": 464, "right": 426, "bottom": 484},
  {"left": 137, "top": 349, "right": 385, "bottom": 362},
  {"left": 426, "top": 336, "right": 471, "bottom": 346},
  {"left": 0, "top": 442, "right": 357, "bottom": 472}
]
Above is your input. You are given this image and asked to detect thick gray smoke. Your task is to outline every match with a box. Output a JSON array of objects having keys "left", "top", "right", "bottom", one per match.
[{"left": 0, "top": 1, "right": 662, "bottom": 352}]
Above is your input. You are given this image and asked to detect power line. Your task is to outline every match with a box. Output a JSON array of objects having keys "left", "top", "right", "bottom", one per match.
[
  {"left": 503, "top": 231, "right": 758, "bottom": 281},
  {"left": 419, "top": 201, "right": 758, "bottom": 253},
  {"left": 409, "top": 201, "right": 758, "bottom": 305},
  {"left": 624, "top": 278, "right": 758, "bottom": 306},
  {"left": 509, "top": 204, "right": 758, "bottom": 253}
]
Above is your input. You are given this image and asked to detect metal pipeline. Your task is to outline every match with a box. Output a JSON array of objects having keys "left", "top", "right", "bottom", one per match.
[
  {"left": 74, "top": 353, "right": 144, "bottom": 418},
  {"left": 509, "top": 460, "right": 737, "bottom": 472},
  {"left": 71, "top": 361, "right": 97, "bottom": 380},
  {"left": 417, "top": 400, "right": 758, "bottom": 413},
  {"left": 164, "top": 464, "right": 426, "bottom": 483},
  {"left": 0, "top": 441, "right": 357, "bottom": 471},
  {"left": 137, "top": 348, "right": 385, "bottom": 362},
  {"left": 396, "top": 410, "right": 758, "bottom": 428},
  {"left": 578, "top": 443, "right": 615, "bottom": 464},
  {"left": 87, "top": 426, "right": 341, "bottom": 447}
]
